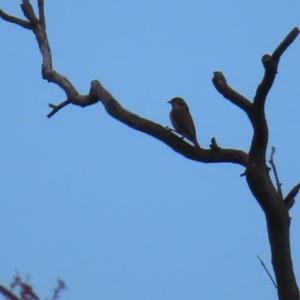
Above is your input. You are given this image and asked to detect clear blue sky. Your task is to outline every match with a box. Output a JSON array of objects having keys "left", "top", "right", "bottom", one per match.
[{"left": 1, "top": 1, "right": 300, "bottom": 299}]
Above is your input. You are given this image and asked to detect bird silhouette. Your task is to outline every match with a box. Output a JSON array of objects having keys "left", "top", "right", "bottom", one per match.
[{"left": 168, "top": 97, "right": 200, "bottom": 148}]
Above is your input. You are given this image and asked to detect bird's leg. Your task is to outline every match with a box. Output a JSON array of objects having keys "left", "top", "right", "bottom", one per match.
[
  {"left": 165, "top": 126, "right": 175, "bottom": 132},
  {"left": 166, "top": 126, "right": 187, "bottom": 141},
  {"left": 166, "top": 126, "right": 186, "bottom": 139}
]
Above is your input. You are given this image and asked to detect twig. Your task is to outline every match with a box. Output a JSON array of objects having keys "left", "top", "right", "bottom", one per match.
[
  {"left": 0, "top": 284, "right": 20, "bottom": 300},
  {"left": 272, "top": 27, "right": 300, "bottom": 61},
  {"left": 257, "top": 255, "right": 277, "bottom": 289},
  {"left": 284, "top": 183, "right": 300, "bottom": 210},
  {"left": 209, "top": 137, "right": 220, "bottom": 151},
  {"left": 254, "top": 27, "right": 299, "bottom": 107},
  {"left": 51, "top": 279, "right": 66, "bottom": 300},
  {"left": 0, "top": 9, "right": 32, "bottom": 29},
  {"left": 47, "top": 100, "right": 70, "bottom": 118},
  {"left": 269, "top": 146, "right": 283, "bottom": 200}
]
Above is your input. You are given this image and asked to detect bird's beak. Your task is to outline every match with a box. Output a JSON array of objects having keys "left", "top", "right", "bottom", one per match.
[{"left": 167, "top": 100, "right": 172, "bottom": 104}]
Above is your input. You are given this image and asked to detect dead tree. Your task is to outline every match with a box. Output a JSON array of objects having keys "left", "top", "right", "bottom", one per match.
[{"left": 0, "top": 1, "right": 299, "bottom": 299}]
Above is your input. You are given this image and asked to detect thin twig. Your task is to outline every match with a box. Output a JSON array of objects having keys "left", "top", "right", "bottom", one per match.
[
  {"left": 257, "top": 255, "right": 277, "bottom": 289},
  {"left": 51, "top": 279, "right": 66, "bottom": 300},
  {"left": 0, "top": 9, "right": 32, "bottom": 29},
  {"left": 284, "top": 182, "right": 300, "bottom": 210},
  {"left": 47, "top": 100, "right": 70, "bottom": 118},
  {"left": 209, "top": 137, "right": 220, "bottom": 151},
  {"left": 0, "top": 284, "right": 20, "bottom": 300},
  {"left": 269, "top": 146, "right": 283, "bottom": 200}
]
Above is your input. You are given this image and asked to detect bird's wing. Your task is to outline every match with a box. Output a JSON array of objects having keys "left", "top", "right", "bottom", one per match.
[{"left": 171, "top": 108, "right": 197, "bottom": 142}]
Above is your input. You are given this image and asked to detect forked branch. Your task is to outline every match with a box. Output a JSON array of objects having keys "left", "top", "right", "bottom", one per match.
[
  {"left": 0, "top": 9, "right": 31, "bottom": 29},
  {"left": 250, "top": 27, "right": 299, "bottom": 162},
  {"left": 0, "top": 0, "right": 249, "bottom": 166}
]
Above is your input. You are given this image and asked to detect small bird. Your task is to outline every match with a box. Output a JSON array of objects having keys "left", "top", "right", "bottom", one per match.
[{"left": 168, "top": 97, "right": 200, "bottom": 148}]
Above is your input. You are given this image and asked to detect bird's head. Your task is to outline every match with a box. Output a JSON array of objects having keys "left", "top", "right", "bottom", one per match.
[{"left": 168, "top": 97, "right": 187, "bottom": 108}]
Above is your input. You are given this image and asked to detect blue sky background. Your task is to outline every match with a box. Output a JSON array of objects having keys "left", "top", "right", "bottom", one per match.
[{"left": 1, "top": 1, "right": 300, "bottom": 299}]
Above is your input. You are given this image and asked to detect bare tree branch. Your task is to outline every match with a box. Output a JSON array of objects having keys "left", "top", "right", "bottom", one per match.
[
  {"left": 37, "top": 0, "right": 46, "bottom": 29},
  {"left": 272, "top": 27, "right": 300, "bottom": 61},
  {"left": 47, "top": 94, "right": 99, "bottom": 117},
  {"left": 47, "top": 100, "right": 71, "bottom": 118},
  {"left": 0, "top": 9, "right": 32, "bottom": 29},
  {"left": 0, "top": 284, "right": 20, "bottom": 300},
  {"left": 284, "top": 183, "right": 300, "bottom": 210},
  {"left": 257, "top": 255, "right": 277, "bottom": 289},
  {"left": 285, "top": 198, "right": 295, "bottom": 211},
  {"left": 0, "top": 2, "right": 299, "bottom": 299},
  {"left": 254, "top": 27, "right": 299, "bottom": 108},
  {"left": 50, "top": 279, "right": 66, "bottom": 300},
  {"left": 0, "top": 3, "right": 249, "bottom": 166},
  {"left": 47, "top": 81, "right": 101, "bottom": 117},
  {"left": 250, "top": 28, "right": 299, "bottom": 162},
  {"left": 245, "top": 28, "right": 299, "bottom": 300},
  {"left": 212, "top": 71, "right": 252, "bottom": 115},
  {"left": 20, "top": 0, "right": 39, "bottom": 26},
  {"left": 18, "top": 0, "right": 81, "bottom": 103},
  {"left": 269, "top": 146, "right": 283, "bottom": 200},
  {"left": 91, "top": 80, "right": 248, "bottom": 165},
  {"left": 209, "top": 137, "right": 220, "bottom": 151}
]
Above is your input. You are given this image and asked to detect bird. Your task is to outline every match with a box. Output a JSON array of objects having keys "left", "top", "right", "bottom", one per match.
[{"left": 168, "top": 97, "right": 200, "bottom": 148}]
